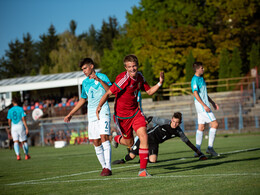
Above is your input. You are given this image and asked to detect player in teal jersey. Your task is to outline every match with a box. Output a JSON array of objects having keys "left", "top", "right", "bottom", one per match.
[
  {"left": 191, "top": 62, "right": 219, "bottom": 157},
  {"left": 7, "top": 97, "right": 30, "bottom": 160},
  {"left": 64, "top": 58, "right": 112, "bottom": 176}
]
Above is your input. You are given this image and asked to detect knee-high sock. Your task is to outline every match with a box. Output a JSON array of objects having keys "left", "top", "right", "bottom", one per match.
[
  {"left": 114, "top": 135, "right": 122, "bottom": 144},
  {"left": 208, "top": 128, "right": 217, "bottom": 147},
  {"left": 14, "top": 142, "right": 20, "bottom": 156},
  {"left": 196, "top": 130, "right": 203, "bottom": 150},
  {"left": 22, "top": 142, "right": 29, "bottom": 155},
  {"left": 94, "top": 145, "right": 106, "bottom": 169},
  {"left": 102, "top": 141, "right": 111, "bottom": 170},
  {"left": 139, "top": 148, "right": 149, "bottom": 169}
]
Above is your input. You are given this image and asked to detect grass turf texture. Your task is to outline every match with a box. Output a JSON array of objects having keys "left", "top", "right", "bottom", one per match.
[{"left": 0, "top": 134, "right": 260, "bottom": 195}]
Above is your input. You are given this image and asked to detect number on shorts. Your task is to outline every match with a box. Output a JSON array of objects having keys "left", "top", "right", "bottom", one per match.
[
  {"left": 105, "top": 121, "right": 108, "bottom": 129},
  {"left": 91, "top": 91, "right": 94, "bottom": 98}
]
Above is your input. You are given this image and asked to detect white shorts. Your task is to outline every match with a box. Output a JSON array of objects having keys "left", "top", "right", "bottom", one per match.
[
  {"left": 11, "top": 123, "right": 27, "bottom": 142},
  {"left": 197, "top": 112, "right": 216, "bottom": 124},
  {"left": 88, "top": 118, "right": 110, "bottom": 139}
]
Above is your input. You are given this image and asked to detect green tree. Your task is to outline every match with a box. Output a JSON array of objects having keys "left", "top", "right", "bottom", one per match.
[
  {"left": 218, "top": 48, "right": 230, "bottom": 91},
  {"left": 142, "top": 58, "right": 154, "bottom": 85},
  {"left": 97, "top": 16, "right": 120, "bottom": 55},
  {"left": 37, "top": 24, "right": 59, "bottom": 74},
  {"left": 22, "top": 33, "right": 38, "bottom": 75},
  {"left": 100, "top": 36, "right": 133, "bottom": 81},
  {"left": 49, "top": 31, "right": 100, "bottom": 73},
  {"left": 230, "top": 47, "right": 242, "bottom": 78},
  {"left": 249, "top": 43, "right": 260, "bottom": 69},
  {"left": 5, "top": 39, "right": 23, "bottom": 77},
  {"left": 70, "top": 20, "right": 77, "bottom": 35},
  {"left": 185, "top": 50, "right": 195, "bottom": 82}
]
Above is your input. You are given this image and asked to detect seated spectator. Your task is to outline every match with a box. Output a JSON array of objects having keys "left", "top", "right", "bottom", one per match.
[{"left": 66, "top": 130, "right": 71, "bottom": 145}]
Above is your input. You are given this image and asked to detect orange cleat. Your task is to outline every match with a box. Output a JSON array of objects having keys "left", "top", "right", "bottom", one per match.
[
  {"left": 25, "top": 154, "right": 31, "bottom": 160},
  {"left": 17, "top": 155, "right": 21, "bottom": 160}
]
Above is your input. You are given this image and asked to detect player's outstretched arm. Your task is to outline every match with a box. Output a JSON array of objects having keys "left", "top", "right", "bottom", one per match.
[
  {"left": 146, "top": 71, "right": 164, "bottom": 96},
  {"left": 64, "top": 98, "right": 86, "bottom": 123},
  {"left": 150, "top": 116, "right": 171, "bottom": 126},
  {"left": 178, "top": 130, "right": 207, "bottom": 160}
]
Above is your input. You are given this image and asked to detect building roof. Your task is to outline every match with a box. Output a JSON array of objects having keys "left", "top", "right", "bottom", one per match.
[{"left": 0, "top": 70, "right": 99, "bottom": 93}]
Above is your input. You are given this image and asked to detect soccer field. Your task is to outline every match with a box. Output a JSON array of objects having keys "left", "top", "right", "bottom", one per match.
[{"left": 1, "top": 133, "right": 260, "bottom": 195}]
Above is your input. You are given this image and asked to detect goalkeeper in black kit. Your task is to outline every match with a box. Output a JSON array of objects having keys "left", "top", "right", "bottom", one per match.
[{"left": 113, "top": 112, "right": 207, "bottom": 164}]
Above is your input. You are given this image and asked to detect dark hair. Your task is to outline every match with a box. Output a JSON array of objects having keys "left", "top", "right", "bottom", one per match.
[
  {"left": 11, "top": 97, "right": 19, "bottom": 104},
  {"left": 124, "top": 54, "right": 139, "bottom": 66},
  {"left": 172, "top": 112, "right": 182, "bottom": 124},
  {"left": 192, "top": 62, "right": 203, "bottom": 72},
  {"left": 79, "top": 58, "right": 94, "bottom": 68}
]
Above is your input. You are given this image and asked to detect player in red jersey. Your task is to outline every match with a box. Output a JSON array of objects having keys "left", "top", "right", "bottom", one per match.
[{"left": 96, "top": 54, "right": 164, "bottom": 177}]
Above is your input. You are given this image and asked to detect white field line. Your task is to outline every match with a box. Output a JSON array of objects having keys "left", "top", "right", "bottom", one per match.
[
  {"left": 6, "top": 147, "right": 260, "bottom": 186},
  {"left": 6, "top": 173, "right": 260, "bottom": 185}
]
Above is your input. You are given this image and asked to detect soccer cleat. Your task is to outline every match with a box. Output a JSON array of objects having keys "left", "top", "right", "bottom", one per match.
[
  {"left": 17, "top": 155, "right": 21, "bottom": 160},
  {"left": 138, "top": 169, "right": 152, "bottom": 177},
  {"left": 112, "top": 159, "right": 125, "bottom": 165},
  {"left": 199, "top": 154, "right": 208, "bottom": 160},
  {"left": 25, "top": 154, "right": 31, "bottom": 160},
  {"left": 194, "top": 153, "right": 199, "bottom": 157},
  {"left": 100, "top": 168, "right": 112, "bottom": 176},
  {"left": 111, "top": 132, "right": 118, "bottom": 148},
  {"left": 194, "top": 145, "right": 201, "bottom": 157},
  {"left": 206, "top": 147, "right": 220, "bottom": 157}
]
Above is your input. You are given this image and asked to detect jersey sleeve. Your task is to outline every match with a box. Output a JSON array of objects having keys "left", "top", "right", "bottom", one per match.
[
  {"left": 191, "top": 77, "right": 199, "bottom": 93},
  {"left": 110, "top": 73, "right": 129, "bottom": 95},
  {"left": 141, "top": 81, "right": 151, "bottom": 92},
  {"left": 139, "top": 72, "right": 151, "bottom": 92},
  {"left": 98, "top": 73, "right": 112, "bottom": 86},
  {"left": 152, "top": 117, "right": 171, "bottom": 126},
  {"left": 7, "top": 110, "right": 11, "bottom": 119},
  {"left": 176, "top": 127, "right": 189, "bottom": 143}
]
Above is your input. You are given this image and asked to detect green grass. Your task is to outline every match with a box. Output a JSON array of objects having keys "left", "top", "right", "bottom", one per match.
[{"left": 0, "top": 134, "right": 260, "bottom": 195}]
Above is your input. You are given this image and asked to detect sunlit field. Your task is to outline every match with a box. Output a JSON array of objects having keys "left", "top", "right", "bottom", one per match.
[{"left": 1, "top": 133, "right": 260, "bottom": 195}]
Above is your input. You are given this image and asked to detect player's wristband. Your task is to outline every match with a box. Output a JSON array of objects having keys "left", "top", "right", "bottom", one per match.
[{"left": 157, "top": 82, "right": 162, "bottom": 87}]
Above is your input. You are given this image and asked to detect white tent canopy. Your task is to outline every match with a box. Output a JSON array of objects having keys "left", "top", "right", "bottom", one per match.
[{"left": 0, "top": 70, "right": 100, "bottom": 107}]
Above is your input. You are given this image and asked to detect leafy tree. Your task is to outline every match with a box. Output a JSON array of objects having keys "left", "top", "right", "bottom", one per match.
[
  {"left": 185, "top": 50, "right": 195, "bottom": 82},
  {"left": 249, "top": 43, "right": 260, "bottom": 69},
  {"left": 142, "top": 58, "right": 154, "bottom": 85},
  {"left": 230, "top": 47, "right": 242, "bottom": 78},
  {"left": 218, "top": 48, "right": 230, "bottom": 91},
  {"left": 79, "top": 24, "right": 99, "bottom": 55},
  {"left": 37, "top": 24, "right": 59, "bottom": 74},
  {"left": 22, "top": 33, "right": 38, "bottom": 75},
  {"left": 100, "top": 36, "right": 133, "bottom": 81},
  {"left": 49, "top": 31, "right": 100, "bottom": 73},
  {"left": 97, "top": 16, "right": 120, "bottom": 55},
  {"left": 70, "top": 20, "right": 77, "bottom": 35},
  {"left": 5, "top": 39, "right": 23, "bottom": 77}
]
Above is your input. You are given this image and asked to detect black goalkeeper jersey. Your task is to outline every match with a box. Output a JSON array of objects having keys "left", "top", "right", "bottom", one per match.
[{"left": 148, "top": 124, "right": 185, "bottom": 144}]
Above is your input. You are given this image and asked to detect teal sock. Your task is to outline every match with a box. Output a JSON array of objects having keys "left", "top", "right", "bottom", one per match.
[
  {"left": 14, "top": 142, "right": 20, "bottom": 156},
  {"left": 22, "top": 142, "right": 29, "bottom": 155}
]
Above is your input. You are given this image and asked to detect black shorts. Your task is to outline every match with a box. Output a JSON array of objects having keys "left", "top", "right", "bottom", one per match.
[{"left": 131, "top": 138, "right": 159, "bottom": 156}]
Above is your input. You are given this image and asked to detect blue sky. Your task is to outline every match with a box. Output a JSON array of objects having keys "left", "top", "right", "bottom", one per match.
[{"left": 0, "top": 0, "right": 140, "bottom": 58}]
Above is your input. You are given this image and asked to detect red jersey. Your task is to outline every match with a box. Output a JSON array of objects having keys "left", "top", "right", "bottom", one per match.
[{"left": 110, "top": 71, "right": 151, "bottom": 118}]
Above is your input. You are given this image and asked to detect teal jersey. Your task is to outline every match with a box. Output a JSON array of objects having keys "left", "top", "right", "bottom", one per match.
[
  {"left": 81, "top": 72, "right": 111, "bottom": 122},
  {"left": 191, "top": 75, "right": 210, "bottom": 113},
  {"left": 7, "top": 106, "right": 26, "bottom": 124}
]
